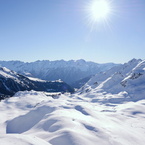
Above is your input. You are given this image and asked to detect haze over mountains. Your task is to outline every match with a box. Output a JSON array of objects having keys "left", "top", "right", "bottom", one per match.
[{"left": 0, "top": 59, "right": 118, "bottom": 86}]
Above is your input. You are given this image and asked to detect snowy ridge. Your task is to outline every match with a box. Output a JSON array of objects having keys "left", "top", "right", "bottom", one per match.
[
  {"left": 0, "top": 90, "right": 145, "bottom": 145},
  {"left": 0, "top": 66, "right": 74, "bottom": 96},
  {"left": 79, "top": 59, "right": 145, "bottom": 102},
  {"left": 0, "top": 60, "right": 118, "bottom": 85},
  {"left": 0, "top": 67, "right": 19, "bottom": 79}
]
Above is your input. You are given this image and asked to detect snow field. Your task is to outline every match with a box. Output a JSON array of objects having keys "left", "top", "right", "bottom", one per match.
[{"left": 0, "top": 90, "right": 145, "bottom": 145}]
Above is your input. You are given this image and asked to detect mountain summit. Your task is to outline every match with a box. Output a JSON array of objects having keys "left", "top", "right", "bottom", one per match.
[{"left": 79, "top": 59, "right": 145, "bottom": 102}]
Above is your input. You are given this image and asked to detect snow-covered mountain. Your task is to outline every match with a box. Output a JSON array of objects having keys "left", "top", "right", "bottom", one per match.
[
  {"left": 0, "top": 60, "right": 118, "bottom": 86},
  {"left": 79, "top": 58, "right": 145, "bottom": 102},
  {"left": 0, "top": 67, "right": 74, "bottom": 97},
  {"left": 1, "top": 59, "right": 145, "bottom": 145}
]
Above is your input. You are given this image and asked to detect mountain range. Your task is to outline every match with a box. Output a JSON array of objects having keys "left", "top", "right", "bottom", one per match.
[
  {"left": 0, "top": 59, "right": 118, "bottom": 86},
  {"left": 0, "top": 67, "right": 74, "bottom": 98},
  {"left": 0, "top": 58, "right": 145, "bottom": 145}
]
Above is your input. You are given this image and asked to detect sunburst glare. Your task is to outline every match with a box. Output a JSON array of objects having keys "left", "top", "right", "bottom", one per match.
[{"left": 85, "top": 0, "right": 114, "bottom": 31}]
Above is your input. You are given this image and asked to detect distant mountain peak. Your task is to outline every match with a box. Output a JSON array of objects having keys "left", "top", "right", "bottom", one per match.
[
  {"left": 0, "top": 60, "right": 118, "bottom": 86},
  {"left": 127, "top": 58, "right": 142, "bottom": 64}
]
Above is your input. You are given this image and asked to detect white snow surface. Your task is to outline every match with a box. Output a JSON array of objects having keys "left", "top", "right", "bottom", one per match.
[
  {"left": 0, "top": 134, "right": 51, "bottom": 145},
  {"left": 0, "top": 90, "right": 145, "bottom": 145},
  {"left": 27, "top": 76, "right": 46, "bottom": 82},
  {"left": 80, "top": 59, "right": 145, "bottom": 101},
  {"left": 0, "top": 67, "right": 19, "bottom": 79}
]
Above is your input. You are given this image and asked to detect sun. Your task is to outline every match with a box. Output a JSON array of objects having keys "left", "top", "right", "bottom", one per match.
[
  {"left": 85, "top": 0, "right": 113, "bottom": 30},
  {"left": 90, "top": 0, "right": 110, "bottom": 20}
]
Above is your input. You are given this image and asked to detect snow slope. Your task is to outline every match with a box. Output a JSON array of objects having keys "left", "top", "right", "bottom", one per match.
[
  {"left": 0, "top": 90, "right": 145, "bottom": 145},
  {"left": 79, "top": 59, "right": 145, "bottom": 102},
  {"left": 0, "top": 60, "right": 118, "bottom": 85}
]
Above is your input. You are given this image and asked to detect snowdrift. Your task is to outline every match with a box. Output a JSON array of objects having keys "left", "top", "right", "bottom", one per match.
[{"left": 0, "top": 90, "right": 145, "bottom": 145}]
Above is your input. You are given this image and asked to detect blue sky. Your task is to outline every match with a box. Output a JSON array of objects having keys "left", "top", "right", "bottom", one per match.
[{"left": 0, "top": 0, "right": 145, "bottom": 63}]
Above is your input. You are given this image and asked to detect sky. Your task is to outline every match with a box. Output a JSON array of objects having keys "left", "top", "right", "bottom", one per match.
[{"left": 0, "top": 0, "right": 145, "bottom": 63}]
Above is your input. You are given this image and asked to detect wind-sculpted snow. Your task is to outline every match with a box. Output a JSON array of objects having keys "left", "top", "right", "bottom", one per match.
[
  {"left": 0, "top": 90, "right": 145, "bottom": 145},
  {"left": 6, "top": 106, "right": 55, "bottom": 133}
]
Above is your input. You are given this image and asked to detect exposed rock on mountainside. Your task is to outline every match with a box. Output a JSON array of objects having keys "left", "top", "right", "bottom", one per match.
[{"left": 0, "top": 67, "right": 74, "bottom": 97}]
